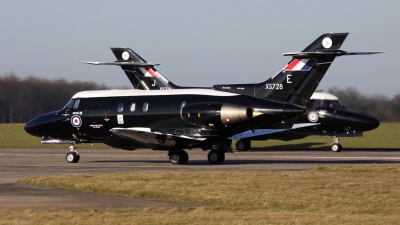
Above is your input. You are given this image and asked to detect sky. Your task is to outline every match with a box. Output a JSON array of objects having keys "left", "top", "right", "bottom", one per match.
[{"left": 1, "top": 1, "right": 398, "bottom": 97}]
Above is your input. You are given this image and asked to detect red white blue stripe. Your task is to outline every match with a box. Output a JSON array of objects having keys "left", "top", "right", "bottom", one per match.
[
  {"left": 134, "top": 68, "right": 170, "bottom": 83},
  {"left": 134, "top": 68, "right": 160, "bottom": 77},
  {"left": 284, "top": 58, "right": 317, "bottom": 71}
]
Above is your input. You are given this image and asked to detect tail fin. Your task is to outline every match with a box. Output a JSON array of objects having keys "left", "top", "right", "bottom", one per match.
[
  {"left": 213, "top": 33, "right": 381, "bottom": 107},
  {"left": 110, "top": 48, "right": 180, "bottom": 90}
]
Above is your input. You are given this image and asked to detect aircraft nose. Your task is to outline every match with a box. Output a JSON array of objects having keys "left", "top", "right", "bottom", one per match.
[
  {"left": 24, "top": 111, "right": 56, "bottom": 137},
  {"left": 24, "top": 118, "right": 38, "bottom": 136},
  {"left": 360, "top": 114, "right": 380, "bottom": 131}
]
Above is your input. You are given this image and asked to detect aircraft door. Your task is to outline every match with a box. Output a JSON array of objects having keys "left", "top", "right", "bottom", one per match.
[{"left": 83, "top": 104, "right": 110, "bottom": 140}]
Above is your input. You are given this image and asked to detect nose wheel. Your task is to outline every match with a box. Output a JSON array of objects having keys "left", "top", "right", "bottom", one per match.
[
  {"left": 66, "top": 143, "right": 80, "bottom": 163},
  {"left": 331, "top": 136, "right": 342, "bottom": 152}
]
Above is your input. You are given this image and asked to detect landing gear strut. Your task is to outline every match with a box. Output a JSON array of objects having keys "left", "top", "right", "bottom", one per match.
[
  {"left": 236, "top": 140, "right": 251, "bottom": 151},
  {"left": 168, "top": 150, "right": 189, "bottom": 165},
  {"left": 66, "top": 142, "right": 80, "bottom": 163},
  {"left": 331, "top": 136, "right": 342, "bottom": 152}
]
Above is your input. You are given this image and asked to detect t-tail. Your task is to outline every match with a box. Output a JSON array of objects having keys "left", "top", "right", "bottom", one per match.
[
  {"left": 110, "top": 48, "right": 181, "bottom": 90},
  {"left": 213, "top": 33, "right": 382, "bottom": 107},
  {"left": 81, "top": 48, "right": 180, "bottom": 90}
]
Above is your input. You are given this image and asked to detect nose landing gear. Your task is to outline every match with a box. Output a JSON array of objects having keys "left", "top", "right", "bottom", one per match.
[
  {"left": 66, "top": 142, "right": 80, "bottom": 163},
  {"left": 331, "top": 136, "right": 342, "bottom": 152}
]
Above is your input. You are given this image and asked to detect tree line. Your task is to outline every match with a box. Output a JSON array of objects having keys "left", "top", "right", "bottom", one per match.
[
  {"left": 0, "top": 73, "right": 399, "bottom": 123},
  {"left": 0, "top": 73, "right": 109, "bottom": 123}
]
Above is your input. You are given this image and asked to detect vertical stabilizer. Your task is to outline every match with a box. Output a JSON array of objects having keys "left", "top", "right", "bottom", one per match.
[
  {"left": 111, "top": 48, "right": 179, "bottom": 90},
  {"left": 213, "top": 33, "right": 349, "bottom": 107}
]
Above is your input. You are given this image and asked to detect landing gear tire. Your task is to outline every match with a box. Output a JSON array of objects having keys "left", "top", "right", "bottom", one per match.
[
  {"left": 169, "top": 150, "right": 189, "bottom": 165},
  {"left": 331, "top": 143, "right": 342, "bottom": 152},
  {"left": 331, "top": 136, "right": 342, "bottom": 152},
  {"left": 236, "top": 140, "right": 251, "bottom": 151},
  {"left": 207, "top": 150, "right": 225, "bottom": 164},
  {"left": 66, "top": 151, "right": 80, "bottom": 163}
]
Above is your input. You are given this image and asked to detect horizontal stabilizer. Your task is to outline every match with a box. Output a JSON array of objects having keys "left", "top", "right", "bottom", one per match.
[
  {"left": 81, "top": 61, "right": 160, "bottom": 67},
  {"left": 283, "top": 51, "right": 383, "bottom": 57},
  {"left": 229, "top": 123, "right": 319, "bottom": 140}
]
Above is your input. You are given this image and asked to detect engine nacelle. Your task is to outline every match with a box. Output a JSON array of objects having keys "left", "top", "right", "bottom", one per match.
[{"left": 181, "top": 103, "right": 253, "bottom": 127}]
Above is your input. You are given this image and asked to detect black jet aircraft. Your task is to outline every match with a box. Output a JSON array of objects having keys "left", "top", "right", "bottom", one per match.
[
  {"left": 25, "top": 33, "right": 380, "bottom": 165},
  {"left": 87, "top": 33, "right": 381, "bottom": 152}
]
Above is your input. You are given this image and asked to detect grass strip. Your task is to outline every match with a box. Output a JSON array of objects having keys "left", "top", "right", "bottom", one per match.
[
  {"left": 1, "top": 123, "right": 399, "bottom": 149},
  {"left": 14, "top": 164, "right": 400, "bottom": 224}
]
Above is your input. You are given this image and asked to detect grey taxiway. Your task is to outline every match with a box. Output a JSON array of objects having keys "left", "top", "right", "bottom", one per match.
[{"left": 1, "top": 148, "right": 399, "bottom": 209}]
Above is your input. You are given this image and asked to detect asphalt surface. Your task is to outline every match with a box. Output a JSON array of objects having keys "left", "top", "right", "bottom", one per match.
[{"left": 1, "top": 147, "right": 400, "bottom": 209}]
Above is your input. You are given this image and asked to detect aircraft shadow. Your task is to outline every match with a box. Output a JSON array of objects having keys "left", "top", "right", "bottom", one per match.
[
  {"left": 90, "top": 158, "right": 400, "bottom": 166},
  {"left": 249, "top": 142, "right": 400, "bottom": 152}
]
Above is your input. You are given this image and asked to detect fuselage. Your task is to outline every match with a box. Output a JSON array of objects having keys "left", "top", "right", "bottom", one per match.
[{"left": 24, "top": 89, "right": 304, "bottom": 149}]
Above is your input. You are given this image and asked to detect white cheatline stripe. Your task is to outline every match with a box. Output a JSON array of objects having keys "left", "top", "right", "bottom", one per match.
[{"left": 73, "top": 88, "right": 240, "bottom": 98}]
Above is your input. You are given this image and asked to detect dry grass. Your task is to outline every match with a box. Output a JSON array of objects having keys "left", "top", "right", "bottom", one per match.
[
  {"left": 1, "top": 208, "right": 398, "bottom": 225},
  {"left": 11, "top": 164, "right": 400, "bottom": 224}
]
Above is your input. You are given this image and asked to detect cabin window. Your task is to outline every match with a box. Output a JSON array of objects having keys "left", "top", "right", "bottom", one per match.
[
  {"left": 142, "top": 102, "right": 149, "bottom": 112},
  {"left": 130, "top": 103, "right": 136, "bottom": 112},
  {"left": 117, "top": 103, "right": 124, "bottom": 112},
  {"left": 73, "top": 99, "right": 80, "bottom": 109}
]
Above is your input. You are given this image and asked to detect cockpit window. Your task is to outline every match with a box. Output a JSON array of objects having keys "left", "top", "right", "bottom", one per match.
[
  {"left": 73, "top": 99, "right": 80, "bottom": 109},
  {"left": 314, "top": 100, "right": 345, "bottom": 109},
  {"left": 64, "top": 99, "right": 75, "bottom": 109},
  {"left": 318, "top": 100, "right": 328, "bottom": 108},
  {"left": 331, "top": 100, "right": 345, "bottom": 108}
]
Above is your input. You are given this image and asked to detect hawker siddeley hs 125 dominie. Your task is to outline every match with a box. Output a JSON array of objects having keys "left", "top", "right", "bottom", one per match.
[
  {"left": 25, "top": 33, "right": 381, "bottom": 164},
  {"left": 85, "top": 33, "right": 381, "bottom": 153}
]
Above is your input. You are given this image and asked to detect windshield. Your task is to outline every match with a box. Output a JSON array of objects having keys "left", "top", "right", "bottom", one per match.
[
  {"left": 330, "top": 100, "right": 345, "bottom": 108},
  {"left": 63, "top": 99, "right": 75, "bottom": 109},
  {"left": 309, "top": 100, "right": 345, "bottom": 109}
]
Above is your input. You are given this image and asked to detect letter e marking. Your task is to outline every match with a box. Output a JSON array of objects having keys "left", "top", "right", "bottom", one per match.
[{"left": 287, "top": 75, "right": 292, "bottom": 83}]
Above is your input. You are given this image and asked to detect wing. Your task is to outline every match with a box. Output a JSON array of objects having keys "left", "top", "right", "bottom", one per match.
[
  {"left": 229, "top": 123, "right": 319, "bottom": 140},
  {"left": 110, "top": 127, "right": 206, "bottom": 149}
]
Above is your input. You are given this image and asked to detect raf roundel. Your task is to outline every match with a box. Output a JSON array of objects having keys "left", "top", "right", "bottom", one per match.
[
  {"left": 322, "top": 37, "right": 332, "bottom": 49},
  {"left": 71, "top": 115, "right": 82, "bottom": 128},
  {"left": 307, "top": 111, "right": 319, "bottom": 123},
  {"left": 122, "top": 51, "right": 130, "bottom": 60}
]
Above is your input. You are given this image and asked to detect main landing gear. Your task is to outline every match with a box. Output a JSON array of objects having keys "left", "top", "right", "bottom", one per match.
[
  {"left": 167, "top": 141, "right": 232, "bottom": 165},
  {"left": 66, "top": 142, "right": 80, "bottom": 163},
  {"left": 331, "top": 136, "right": 342, "bottom": 152},
  {"left": 207, "top": 150, "right": 225, "bottom": 164},
  {"left": 235, "top": 140, "right": 251, "bottom": 151},
  {"left": 168, "top": 150, "right": 189, "bottom": 165}
]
